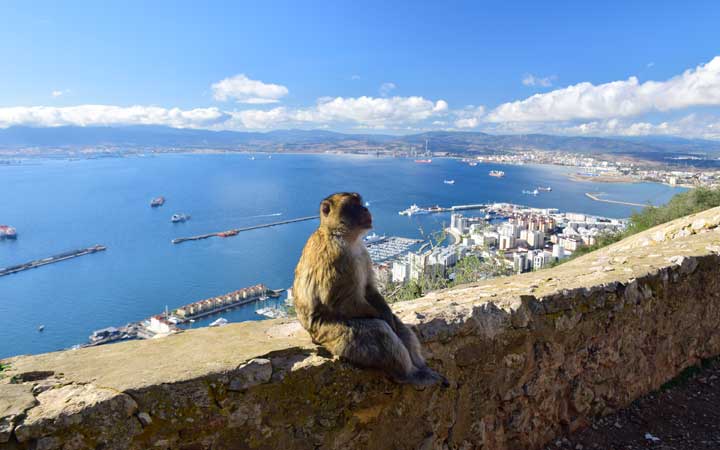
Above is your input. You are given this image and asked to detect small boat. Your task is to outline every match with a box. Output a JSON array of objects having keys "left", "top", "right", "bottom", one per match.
[
  {"left": 209, "top": 318, "right": 228, "bottom": 327},
  {"left": 398, "top": 204, "right": 429, "bottom": 216},
  {"left": 522, "top": 189, "right": 539, "bottom": 196},
  {"left": 468, "top": 162, "right": 478, "bottom": 166},
  {"left": 38, "top": 325, "right": 45, "bottom": 332},
  {"left": 0, "top": 225, "right": 17, "bottom": 239},
  {"left": 414, "top": 159, "right": 432, "bottom": 164},
  {"left": 443, "top": 179, "right": 455, "bottom": 185},
  {"left": 171, "top": 213, "right": 191, "bottom": 223},
  {"left": 537, "top": 186, "right": 552, "bottom": 192},
  {"left": 255, "top": 307, "right": 288, "bottom": 319},
  {"left": 249, "top": 156, "right": 256, "bottom": 160},
  {"left": 150, "top": 196, "right": 165, "bottom": 207},
  {"left": 363, "top": 232, "right": 386, "bottom": 244},
  {"left": 489, "top": 170, "right": 505, "bottom": 177}
]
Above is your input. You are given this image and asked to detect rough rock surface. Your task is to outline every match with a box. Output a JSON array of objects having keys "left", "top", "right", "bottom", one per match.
[{"left": 1, "top": 206, "right": 720, "bottom": 450}]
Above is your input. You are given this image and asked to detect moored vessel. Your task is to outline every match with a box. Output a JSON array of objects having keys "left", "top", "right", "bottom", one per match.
[
  {"left": 399, "top": 204, "right": 430, "bottom": 216},
  {"left": 0, "top": 225, "right": 17, "bottom": 239},
  {"left": 209, "top": 318, "right": 229, "bottom": 327},
  {"left": 171, "top": 213, "right": 190, "bottom": 223}
]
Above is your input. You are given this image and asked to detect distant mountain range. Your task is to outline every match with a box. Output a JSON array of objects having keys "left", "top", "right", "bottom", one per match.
[{"left": 1, "top": 125, "right": 720, "bottom": 158}]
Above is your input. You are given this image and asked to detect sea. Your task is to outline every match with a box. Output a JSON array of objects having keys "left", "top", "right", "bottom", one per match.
[{"left": 0, "top": 153, "right": 686, "bottom": 358}]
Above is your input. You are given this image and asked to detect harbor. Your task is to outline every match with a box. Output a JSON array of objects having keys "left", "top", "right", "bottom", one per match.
[
  {"left": 0, "top": 245, "right": 106, "bottom": 277},
  {"left": 86, "top": 284, "right": 280, "bottom": 347},
  {"left": 399, "top": 203, "right": 488, "bottom": 216},
  {"left": 172, "top": 215, "right": 319, "bottom": 244}
]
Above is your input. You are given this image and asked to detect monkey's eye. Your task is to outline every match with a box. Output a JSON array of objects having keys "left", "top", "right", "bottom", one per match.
[{"left": 321, "top": 202, "right": 331, "bottom": 216}]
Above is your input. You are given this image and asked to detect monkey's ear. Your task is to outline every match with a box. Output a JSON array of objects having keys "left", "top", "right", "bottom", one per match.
[{"left": 321, "top": 200, "right": 331, "bottom": 216}]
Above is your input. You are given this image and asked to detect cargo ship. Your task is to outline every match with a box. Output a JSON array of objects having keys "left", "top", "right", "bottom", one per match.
[
  {"left": 0, "top": 225, "right": 17, "bottom": 239},
  {"left": 489, "top": 170, "right": 505, "bottom": 178},
  {"left": 150, "top": 196, "right": 165, "bottom": 207}
]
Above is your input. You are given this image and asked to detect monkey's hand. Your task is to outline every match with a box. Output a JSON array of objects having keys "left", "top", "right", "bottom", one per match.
[{"left": 365, "top": 287, "right": 397, "bottom": 332}]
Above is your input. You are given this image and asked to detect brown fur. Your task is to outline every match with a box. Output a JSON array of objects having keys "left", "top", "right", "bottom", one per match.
[{"left": 293, "top": 192, "right": 447, "bottom": 385}]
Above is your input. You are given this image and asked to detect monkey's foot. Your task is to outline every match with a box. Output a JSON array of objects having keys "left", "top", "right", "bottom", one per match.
[{"left": 397, "top": 367, "right": 449, "bottom": 387}]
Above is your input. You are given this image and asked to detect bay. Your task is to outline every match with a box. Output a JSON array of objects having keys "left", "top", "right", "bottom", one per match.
[{"left": 0, "top": 153, "right": 685, "bottom": 357}]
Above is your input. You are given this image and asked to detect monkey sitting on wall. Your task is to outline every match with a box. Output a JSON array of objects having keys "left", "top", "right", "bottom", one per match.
[{"left": 293, "top": 192, "right": 447, "bottom": 386}]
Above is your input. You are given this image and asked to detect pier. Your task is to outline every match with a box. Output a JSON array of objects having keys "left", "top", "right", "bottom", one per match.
[
  {"left": 0, "top": 245, "right": 107, "bottom": 277},
  {"left": 585, "top": 192, "right": 647, "bottom": 208},
  {"left": 172, "top": 215, "right": 319, "bottom": 244}
]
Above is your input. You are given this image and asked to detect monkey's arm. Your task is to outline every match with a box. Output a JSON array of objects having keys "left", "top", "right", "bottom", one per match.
[{"left": 365, "top": 285, "right": 397, "bottom": 331}]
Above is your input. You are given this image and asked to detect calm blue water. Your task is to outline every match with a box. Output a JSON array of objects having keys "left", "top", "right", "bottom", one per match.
[{"left": 0, "top": 154, "right": 686, "bottom": 357}]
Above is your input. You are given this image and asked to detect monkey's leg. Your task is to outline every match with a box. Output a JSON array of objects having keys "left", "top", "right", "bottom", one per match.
[
  {"left": 393, "top": 315, "right": 449, "bottom": 387},
  {"left": 319, "top": 318, "right": 419, "bottom": 381},
  {"left": 391, "top": 315, "right": 427, "bottom": 369}
]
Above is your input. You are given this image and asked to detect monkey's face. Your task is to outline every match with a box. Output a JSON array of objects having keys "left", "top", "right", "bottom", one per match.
[{"left": 320, "top": 192, "right": 372, "bottom": 233}]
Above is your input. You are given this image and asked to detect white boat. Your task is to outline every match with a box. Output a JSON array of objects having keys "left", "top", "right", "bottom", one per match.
[
  {"left": 399, "top": 204, "right": 429, "bottom": 216},
  {"left": 38, "top": 325, "right": 45, "bottom": 332},
  {"left": 522, "top": 189, "right": 539, "bottom": 196},
  {"left": 255, "top": 307, "right": 288, "bottom": 319},
  {"left": 489, "top": 170, "right": 505, "bottom": 178},
  {"left": 171, "top": 213, "right": 191, "bottom": 223},
  {"left": 443, "top": 179, "right": 455, "bottom": 185},
  {"left": 209, "top": 318, "right": 228, "bottom": 327},
  {"left": 537, "top": 186, "right": 552, "bottom": 192},
  {"left": 363, "top": 232, "right": 386, "bottom": 244}
]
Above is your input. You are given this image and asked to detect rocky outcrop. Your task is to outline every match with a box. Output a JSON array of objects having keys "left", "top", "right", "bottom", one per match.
[{"left": 2, "top": 206, "right": 720, "bottom": 450}]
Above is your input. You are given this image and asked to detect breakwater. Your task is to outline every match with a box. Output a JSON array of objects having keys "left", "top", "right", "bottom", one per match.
[
  {"left": 171, "top": 215, "right": 319, "bottom": 244},
  {"left": 0, "top": 245, "right": 106, "bottom": 277},
  {"left": 585, "top": 192, "right": 647, "bottom": 208}
]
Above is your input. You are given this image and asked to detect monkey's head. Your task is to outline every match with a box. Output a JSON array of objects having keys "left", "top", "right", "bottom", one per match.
[{"left": 319, "top": 192, "right": 372, "bottom": 238}]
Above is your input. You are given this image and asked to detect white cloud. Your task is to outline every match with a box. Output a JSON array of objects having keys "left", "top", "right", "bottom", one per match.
[
  {"left": 560, "top": 114, "right": 720, "bottom": 140},
  {"left": 490, "top": 56, "right": 720, "bottom": 122},
  {"left": 221, "top": 96, "right": 449, "bottom": 130},
  {"left": 452, "top": 105, "right": 486, "bottom": 128},
  {"left": 0, "top": 105, "right": 227, "bottom": 129},
  {"left": 379, "top": 82, "right": 396, "bottom": 97},
  {"left": 211, "top": 74, "right": 288, "bottom": 104},
  {"left": 51, "top": 89, "right": 70, "bottom": 98},
  {"left": 522, "top": 74, "right": 556, "bottom": 87}
]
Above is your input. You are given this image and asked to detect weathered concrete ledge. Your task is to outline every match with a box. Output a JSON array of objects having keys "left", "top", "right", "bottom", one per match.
[{"left": 2, "top": 207, "right": 720, "bottom": 450}]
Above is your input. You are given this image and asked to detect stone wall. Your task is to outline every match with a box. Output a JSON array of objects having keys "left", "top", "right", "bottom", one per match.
[{"left": 2, "top": 206, "right": 720, "bottom": 450}]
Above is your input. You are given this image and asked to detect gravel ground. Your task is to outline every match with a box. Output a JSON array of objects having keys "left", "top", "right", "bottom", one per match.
[{"left": 543, "top": 358, "right": 720, "bottom": 450}]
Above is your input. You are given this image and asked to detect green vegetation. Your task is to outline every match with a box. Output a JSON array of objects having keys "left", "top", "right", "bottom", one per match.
[
  {"left": 383, "top": 254, "right": 513, "bottom": 304},
  {"left": 561, "top": 186, "right": 720, "bottom": 264},
  {"left": 0, "top": 361, "right": 9, "bottom": 379}
]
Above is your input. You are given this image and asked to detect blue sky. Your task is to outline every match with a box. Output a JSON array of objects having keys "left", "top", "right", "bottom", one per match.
[{"left": 1, "top": 0, "right": 720, "bottom": 137}]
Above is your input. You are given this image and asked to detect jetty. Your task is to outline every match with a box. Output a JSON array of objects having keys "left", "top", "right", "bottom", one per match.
[
  {"left": 585, "top": 192, "right": 647, "bottom": 208},
  {"left": 172, "top": 215, "right": 319, "bottom": 244},
  {"left": 0, "top": 245, "right": 107, "bottom": 277}
]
